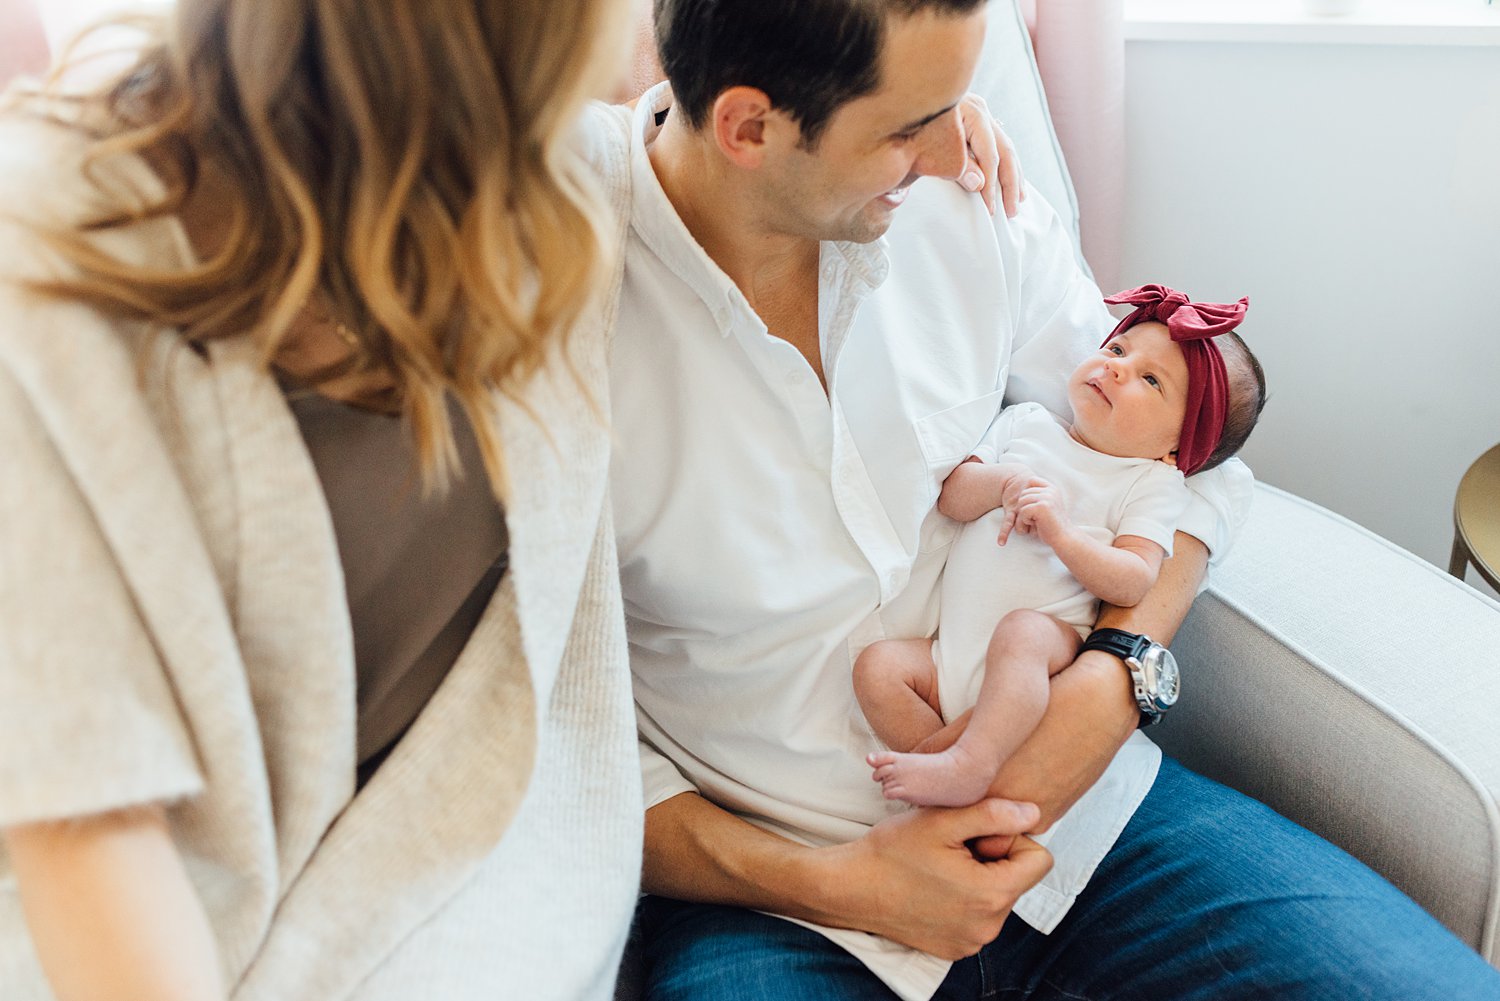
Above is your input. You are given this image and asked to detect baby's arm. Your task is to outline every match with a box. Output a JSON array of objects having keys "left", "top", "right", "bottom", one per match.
[
  {"left": 937, "top": 457, "right": 1046, "bottom": 523},
  {"left": 1049, "top": 532, "right": 1165, "bottom": 608},
  {"left": 1011, "top": 481, "right": 1165, "bottom": 607}
]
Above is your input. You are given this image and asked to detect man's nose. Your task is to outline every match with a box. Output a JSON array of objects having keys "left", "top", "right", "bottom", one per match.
[{"left": 911, "top": 107, "right": 968, "bottom": 180}]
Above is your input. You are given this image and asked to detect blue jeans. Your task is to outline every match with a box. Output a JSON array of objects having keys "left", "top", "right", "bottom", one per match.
[{"left": 635, "top": 758, "right": 1500, "bottom": 1000}]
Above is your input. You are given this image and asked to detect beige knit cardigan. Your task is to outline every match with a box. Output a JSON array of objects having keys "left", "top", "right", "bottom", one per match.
[{"left": 0, "top": 105, "right": 642, "bottom": 999}]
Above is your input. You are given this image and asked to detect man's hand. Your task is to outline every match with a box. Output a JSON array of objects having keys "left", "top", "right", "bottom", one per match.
[
  {"left": 644, "top": 791, "right": 1052, "bottom": 964},
  {"left": 824, "top": 798, "right": 1053, "bottom": 959},
  {"left": 957, "top": 93, "right": 1026, "bottom": 218}
]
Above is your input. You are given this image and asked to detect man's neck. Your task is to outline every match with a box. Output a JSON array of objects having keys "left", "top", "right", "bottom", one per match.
[{"left": 648, "top": 113, "right": 820, "bottom": 314}]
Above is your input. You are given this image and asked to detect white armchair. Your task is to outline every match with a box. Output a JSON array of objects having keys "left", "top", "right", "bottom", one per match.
[
  {"left": 1161, "top": 483, "right": 1500, "bottom": 960},
  {"left": 966, "top": 1, "right": 1500, "bottom": 963}
]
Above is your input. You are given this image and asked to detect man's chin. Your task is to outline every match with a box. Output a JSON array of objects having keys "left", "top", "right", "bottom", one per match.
[{"left": 838, "top": 208, "right": 895, "bottom": 244}]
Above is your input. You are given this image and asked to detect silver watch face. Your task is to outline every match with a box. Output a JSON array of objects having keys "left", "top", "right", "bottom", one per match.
[{"left": 1139, "top": 645, "right": 1180, "bottom": 710}]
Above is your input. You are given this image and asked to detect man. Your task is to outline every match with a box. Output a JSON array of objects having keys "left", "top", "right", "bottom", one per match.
[{"left": 605, "top": 0, "right": 1500, "bottom": 997}]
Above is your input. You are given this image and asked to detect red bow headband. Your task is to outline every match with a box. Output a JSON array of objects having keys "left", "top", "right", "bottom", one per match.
[{"left": 1102, "top": 284, "right": 1249, "bottom": 476}]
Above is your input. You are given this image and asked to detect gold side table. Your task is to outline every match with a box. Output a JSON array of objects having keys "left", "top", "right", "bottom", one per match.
[{"left": 1450, "top": 443, "right": 1500, "bottom": 591}]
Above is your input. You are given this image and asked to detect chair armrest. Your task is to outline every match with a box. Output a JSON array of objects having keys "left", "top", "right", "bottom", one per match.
[{"left": 1158, "top": 483, "right": 1500, "bottom": 963}]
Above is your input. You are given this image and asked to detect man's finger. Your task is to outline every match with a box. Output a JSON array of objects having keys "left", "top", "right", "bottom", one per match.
[
  {"left": 994, "top": 834, "right": 1054, "bottom": 884},
  {"left": 958, "top": 95, "right": 1000, "bottom": 215},
  {"left": 939, "top": 798, "right": 1041, "bottom": 845},
  {"left": 994, "top": 123, "right": 1021, "bottom": 219}
]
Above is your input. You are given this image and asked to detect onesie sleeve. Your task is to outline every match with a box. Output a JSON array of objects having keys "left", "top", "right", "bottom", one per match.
[
  {"left": 1116, "top": 464, "right": 1192, "bottom": 559},
  {"left": 970, "top": 401, "right": 1040, "bottom": 464},
  {"left": 0, "top": 363, "right": 203, "bottom": 828}
]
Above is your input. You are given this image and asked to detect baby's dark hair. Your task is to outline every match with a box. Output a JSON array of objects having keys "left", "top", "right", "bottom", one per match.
[{"left": 1197, "top": 331, "right": 1267, "bottom": 473}]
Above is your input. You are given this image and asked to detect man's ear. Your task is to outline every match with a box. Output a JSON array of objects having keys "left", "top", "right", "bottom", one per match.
[{"left": 710, "top": 86, "right": 782, "bottom": 169}]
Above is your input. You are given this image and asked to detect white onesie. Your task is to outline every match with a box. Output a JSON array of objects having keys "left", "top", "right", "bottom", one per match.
[{"left": 932, "top": 402, "right": 1189, "bottom": 718}]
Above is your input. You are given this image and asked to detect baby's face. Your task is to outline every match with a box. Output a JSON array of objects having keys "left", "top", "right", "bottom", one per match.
[{"left": 1067, "top": 321, "right": 1189, "bottom": 464}]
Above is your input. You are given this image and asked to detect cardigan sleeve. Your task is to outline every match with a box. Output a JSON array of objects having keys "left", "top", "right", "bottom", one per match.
[{"left": 0, "top": 362, "right": 203, "bottom": 828}]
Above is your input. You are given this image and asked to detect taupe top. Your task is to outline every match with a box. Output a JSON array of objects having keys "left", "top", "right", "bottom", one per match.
[{"left": 284, "top": 390, "right": 508, "bottom": 781}]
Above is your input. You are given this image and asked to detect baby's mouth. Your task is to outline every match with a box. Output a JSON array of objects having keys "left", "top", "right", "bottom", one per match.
[{"left": 1087, "top": 378, "right": 1112, "bottom": 406}]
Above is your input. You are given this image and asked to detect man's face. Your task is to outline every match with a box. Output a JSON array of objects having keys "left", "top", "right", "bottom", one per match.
[
  {"left": 1067, "top": 322, "right": 1191, "bottom": 464},
  {"left": 759, "top": 6, "right": 989, "bottom": 244}
]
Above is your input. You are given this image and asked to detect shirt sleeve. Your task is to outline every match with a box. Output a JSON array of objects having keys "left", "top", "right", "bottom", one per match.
[
  {"left": 1116, "top": 465, "right": 1192, "bottom": 558},
  {"left": 994, "top": 184, "right": 1114, "bottom": 420},
  {"left": 639, "top": 735, "right": 698, "bottom": 811},
  {"left": 0, "top": 363, "right": 203, "bottom": 828},
  {"left": 1178, "top": 457, "right": 1256, "bottom": 565}
]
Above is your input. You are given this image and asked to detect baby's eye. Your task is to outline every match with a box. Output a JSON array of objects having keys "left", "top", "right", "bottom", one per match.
[
  {"left": 1144, "top": 374, "right": 1161, "bottom": 389},
  {"left": 1107, "top": 344, "right": 1124, "bottom": 356}
]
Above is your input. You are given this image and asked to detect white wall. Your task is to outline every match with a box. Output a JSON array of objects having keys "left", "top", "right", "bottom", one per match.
[{"left": 1120, "top": 37, "right": 1500, "bottom": 597}]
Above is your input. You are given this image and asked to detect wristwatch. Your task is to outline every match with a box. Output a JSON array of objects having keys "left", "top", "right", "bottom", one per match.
[{"left": 1078, "top": 627, "right": 1180, "bottom": 727}]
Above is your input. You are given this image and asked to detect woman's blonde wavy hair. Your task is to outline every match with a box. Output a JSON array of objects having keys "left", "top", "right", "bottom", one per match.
[{"left": 18, "top": 0, "right": 630, "bottom": 499}]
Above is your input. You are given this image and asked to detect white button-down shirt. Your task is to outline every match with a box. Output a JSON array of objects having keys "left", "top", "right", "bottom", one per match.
[{"left": 611, "top": 85, "right": 1253, "bottom": 1001}]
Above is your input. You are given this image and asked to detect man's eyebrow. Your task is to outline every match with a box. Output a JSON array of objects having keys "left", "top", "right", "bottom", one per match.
[{"left": 893, "top": 101, "right": 958, "bottom": 135}]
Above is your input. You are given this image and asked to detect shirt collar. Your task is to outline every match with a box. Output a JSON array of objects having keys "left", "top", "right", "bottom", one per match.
[{"left": 629, "top": 83, "right": 890, "bottom": 336}]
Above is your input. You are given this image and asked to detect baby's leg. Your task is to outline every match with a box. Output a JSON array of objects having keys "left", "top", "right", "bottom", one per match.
[
  {"left": 869, "top": 609, "right": 1082, "bottom": 807},
  {"left": 852, "top": 638, "right": 945, "bottom": 753}
]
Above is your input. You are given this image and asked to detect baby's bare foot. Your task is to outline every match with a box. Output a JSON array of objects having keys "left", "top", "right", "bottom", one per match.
[{"left": 865, "top": 745, "right": 995, "bottom": 808}]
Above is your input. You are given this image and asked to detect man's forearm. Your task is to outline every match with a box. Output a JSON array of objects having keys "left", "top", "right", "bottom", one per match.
[
  {"left": 986, "top": 532, "right": 1209, "bottom": 829},
  {"left": 643, "top": 791, "right": 848, "bottom": 927},
  {"left": 643, "top": 789, "right": 1056, "bottom": 959},
  {"left": 1094, "top": 531, "right": 1209, "bottom": 645}
]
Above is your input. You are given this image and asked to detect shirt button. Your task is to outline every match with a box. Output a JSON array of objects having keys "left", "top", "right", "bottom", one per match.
[{"left": 790, "top": 371, "right": 806, "bottom": 386}]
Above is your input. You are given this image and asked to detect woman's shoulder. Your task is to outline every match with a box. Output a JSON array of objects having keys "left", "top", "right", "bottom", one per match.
[
  {"left": 0, "top": 101, "right": 138, "bottom": 222},
  {"left": 0, "top": 106, "right": 187, "bottom": 384},
  {"left": 0, "top": 102, "right": 186, "bottom": 295}
]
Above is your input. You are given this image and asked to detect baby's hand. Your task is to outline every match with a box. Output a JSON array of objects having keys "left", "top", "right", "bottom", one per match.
[
  {"left": 1012, "top": 482, "right": 1070, "bottom": 546},
  {"left": 995, "top": 469, "right": 1049, "bottom": 545},
  {"left": 940, "top": 460, "right": 1039, "bottom": 523}
]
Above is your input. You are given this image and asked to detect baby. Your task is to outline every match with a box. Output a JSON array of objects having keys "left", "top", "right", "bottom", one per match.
[{"left": 854, "top": 284, "right": 1267, "bottom": 807}]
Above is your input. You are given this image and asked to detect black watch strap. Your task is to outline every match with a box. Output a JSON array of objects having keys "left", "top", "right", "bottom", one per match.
[
  {"left": 1079, "top": 627, "right": 1161, "bottom": 728},
  {"left": 1078, "top": 627, "right": 1151, "bottom": 662}
]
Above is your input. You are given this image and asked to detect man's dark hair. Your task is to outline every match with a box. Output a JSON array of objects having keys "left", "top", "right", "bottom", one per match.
[
  {"left": 654, "top": 0, "right": 987, "bottom": 148},
  {"left": 1199, "top": 331, "right": 1268, "bottom": 474}
]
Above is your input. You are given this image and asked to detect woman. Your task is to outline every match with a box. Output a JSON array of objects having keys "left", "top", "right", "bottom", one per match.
[{"left": 0, "top": 2, "right": 640, "bottom": 998}]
